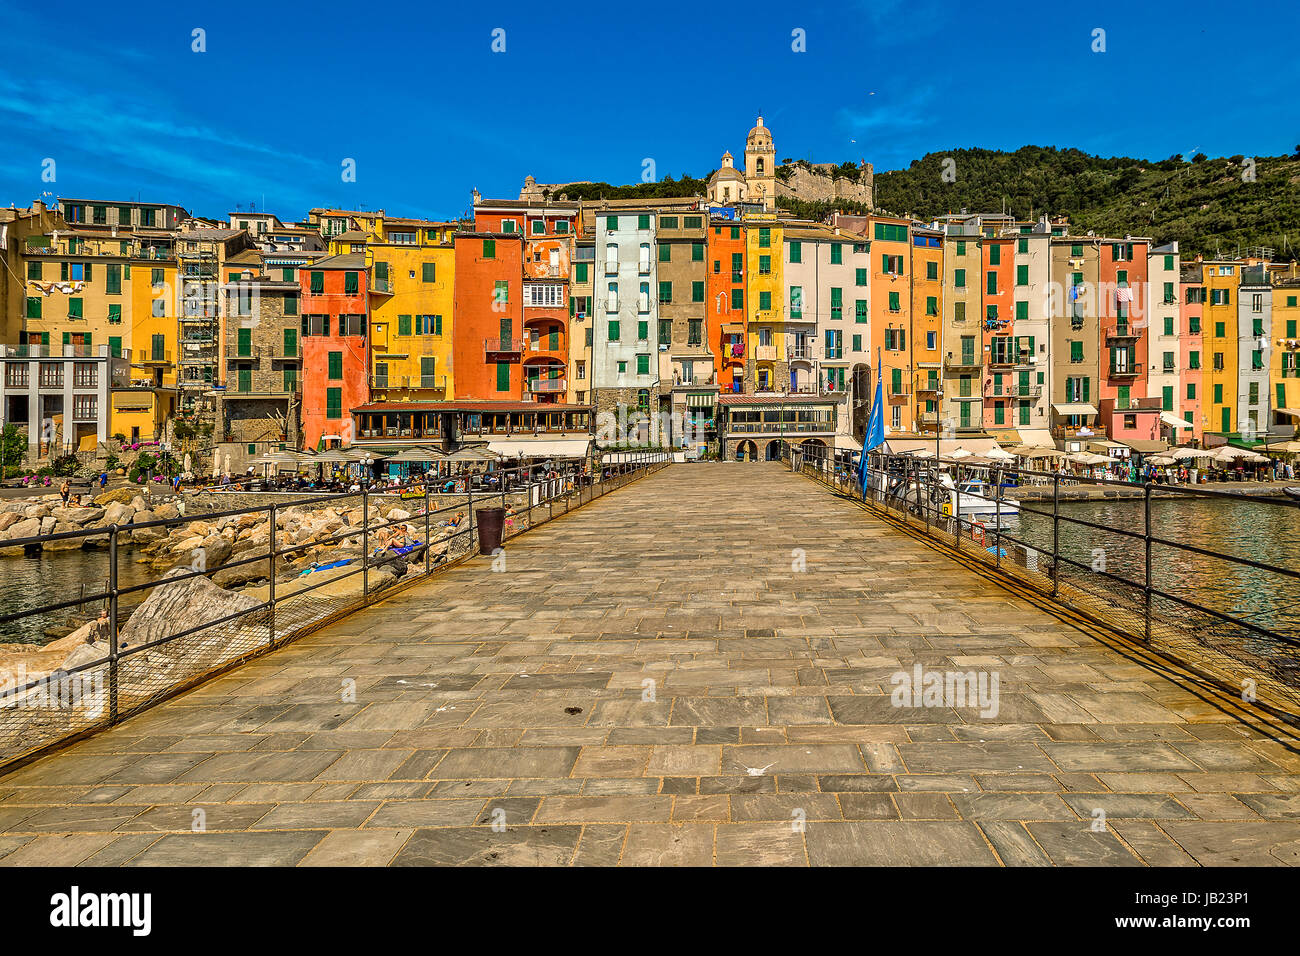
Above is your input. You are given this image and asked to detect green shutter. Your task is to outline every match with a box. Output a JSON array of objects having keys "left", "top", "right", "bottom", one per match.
[
  {"left": 398, "top": 314, "right": 412, "bottom": 336},
  {"left": 325, "top": 387, "right": 342, "bottom": 418},
  {"left": 237, "top": 327, "right": 251, "bottom": 356},
  {"left": 283, "top": 328, "right": 297, "bottom": 357},
  {"left": 328, "top": 351, "right": 342, "bottom": 379},
  {"left": 496, "top": 362, "right": 510, "bottom": 391},
  {"left": 422, "top": 262, "right": 436, "bottom": 282},
  {"left": 310, "top": 271, "right": 324, "bottom": 293}
]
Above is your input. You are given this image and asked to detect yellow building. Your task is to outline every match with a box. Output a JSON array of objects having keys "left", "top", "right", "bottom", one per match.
[
  {"left": 1200, "top": 260, "right": 1241, "bottom": 435},
  {"left": 367, "top": 221, "right": 457, "bottom": 403},
  {"left": 745, "top": 215, "right": 784, "bottom": 390},
  {"left": 1273, "top": 278, "right": 1300, "bottom": 431}
]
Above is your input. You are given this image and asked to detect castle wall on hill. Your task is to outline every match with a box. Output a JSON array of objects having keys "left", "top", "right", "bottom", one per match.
[{"left": 776, "top": 163, "right": 874, "bottom": 208}]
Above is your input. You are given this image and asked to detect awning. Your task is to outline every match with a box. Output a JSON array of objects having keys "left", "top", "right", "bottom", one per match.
[
  {"left": 486, "top": 438, "right": 591, "bottom": 459},
  {"left": 833, "top": 434, "right": 860, "bottom": 451},
  {"left": 1052, "top": 403, "right": 1099, "bottom": 416},
  {"left": 1274, "top": 408, "right": 1300, "bottom": 420},
  {"left": 884, "top": 437, "right": 1003, "bottom": 457},
  {"left": 1159, "top": 411, "right": 1194, "bottom": 428},
  {"left": 1119, "top": 439, "right": 1170, "bottom": 454},
  {"left": 1015, "top": 428, "right": 1056, "bottom": 449},
  {"left": 986, "top": 429, "right": 1020, "bottom": 446},
  {"left": 1086, "top": 439, "right": 1126, "bottom": 452}
]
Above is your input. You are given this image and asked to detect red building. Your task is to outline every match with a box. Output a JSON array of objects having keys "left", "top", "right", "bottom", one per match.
[
  {"left": 707, "top": 217, "right": 747, "bottom": 392},
  {"left": 299, "top": 253, "right": 369, "bottom": 449},
  {"left": 1097, "top": 239, "right": 1152, "bottom": 442}
]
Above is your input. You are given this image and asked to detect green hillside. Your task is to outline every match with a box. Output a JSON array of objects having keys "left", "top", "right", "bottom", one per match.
[{"left": 870, "top": 146, "right": 1300, "bottom": 261}]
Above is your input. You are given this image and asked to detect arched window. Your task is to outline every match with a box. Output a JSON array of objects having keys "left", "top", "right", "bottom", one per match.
[
  {"left": 607, "top": 282, "right": 618, "bottom": 312},
  {"left": 638, "top": 282, "right": 650, "bottom": 313},
  {"left": 756, "top": 157, "right": 765, "bottom": 175},
  {"left": 605, "top": 242, "right": 618, "bottom": 275},
  {"left": 638, "top": 243, "right": 651, "bottom": 274}
]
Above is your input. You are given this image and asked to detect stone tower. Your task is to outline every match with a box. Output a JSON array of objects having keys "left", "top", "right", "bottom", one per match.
[{"left": 744, "top": 115, "right": 776, "bottom": 206}]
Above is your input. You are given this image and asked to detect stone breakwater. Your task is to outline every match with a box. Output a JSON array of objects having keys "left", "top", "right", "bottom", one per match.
[{"left": 0, "top": 488, "right": 495, "bottom": 693}]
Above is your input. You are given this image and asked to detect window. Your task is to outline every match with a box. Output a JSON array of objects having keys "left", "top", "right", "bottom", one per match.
[
  {"left": 789, "top": 287, "right": 803, "bottom": 318},
  {"left": 523, "top": 283, "right": 565, "bottom": 308},
  {"left": 496, "top": 363, "right": 511, "bottom": 391},
  {"left": 659, "top": 281, "right": 672, "bottom": 304},
  {"left": 608, "top": 320, "right": 620, "bottom": 342},
  {"left": 855, "top": 300, "right": 867, "bottom": 323},
  {"left": 483, "top": 239, "right": 496, "bottom": 259},
  {"left": 637, "top": 320, "right": 648, "bottom": 341},
  {"left": 855, "top": 268, "right": 868, "bottom": 286},
  {"left": 658, "top": 319, "right": 671, "bottom": 345},
  {"left": 26, "top": 297, "right": 41, "bottom": 319},
  {"left": 759, "top": 228, "right": 771, "bottom": 248},
  {"left": 659, "top": 243, "right": 671, "bottom": 263},
  {"left": 237, "top": 328, "right": 252, "bottom": 356},
  {"left": 309, "top": 272, "right": 324, "bottom": 293},
  {"left": 830, "top": 243, "right": 842, "bottom": 265},
  {"left": 987, "top": 272, "right": 998, "bottom": 295},
  {"left": 638, "top": 214, "right": 650, "bottom": 230},
  {"left": 107, "top": 304, "right": 121, "bottom": 325},
  {"left": 325, "top": 387, "right": 342, "bottom": 419},
  {"left": 1070, "top": 340, "right": 1083, "bottom": 363},
  {"left": 954, "top": 268, "right": 965, "bottom": 288},
  {"left": 688, "top": 319, "right": 702, "bottom": 345},
  {"left": 344, "top": 272, "right": 359, "bottom": 295},
  {"left": 606, "top": 216, "right": 618, "bottom": 230},
  {"left": 989, "top": 245, "right": 1001, "bottom": 265},
  {"left": 328, "top": 351, "right": 343, "bottom": 379},
  {"left": 759, "top": 255, "right": 771, "bottom": 275},
  {"left": 830, "top": 288, "right": 842, "bottom": 320},
  {"left": 1163, "top": 351, "right": 1175, "bottom": 371},
  {"left": 1188, "top": 350, "right": 1200, "bottom": 369},
  {"left": 637, "top": 354, "right": 650, "bottom": 375},
  {"left": 283, "top": 328, "right": 297, "bottom": 357},
  {"left": 1016, "top": 265, "right": 1028, "bottom": 287},
  {"left": 692, "top": 242, "right": 704, "bottom": 262},
  {"left": 421, "top": 262, "right": 436, "bottom": 282},
  {"left": 494, "top": 280, "right": 509, "bottom": 307},
  {"left": 759, "top": 291, "right": 772, "bottom": 311},
  {"left": 692, "top": 281, "right": 704, "bottom": 303},
  {"left": 398, "top": 314, "right": 412, "bottom": 336},
  {"left": 888, "top": 291, "right": 900, "bottom": 311},
  {"left": 789, "top": 241, "right": 801, "bottom": 263},
  {"left": 531, "top": 219, "right": 545, "bottom": 235},
  {"left": 1187, "top": 383, "right": 1196, "bottom": 400},
  {"left": 68, "top": 297, "right": 83, "bottom": 318}
]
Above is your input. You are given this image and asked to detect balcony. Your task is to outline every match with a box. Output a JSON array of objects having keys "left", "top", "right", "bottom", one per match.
[
  {"left": 1105, "top": 323, "right": 1141, "bottom": 340},
  {"left": 787, "top": 345, "right": 816, "bottom": 361},
  {"left": 916, "top": 381, "right": 940, "bottom": 394},
  {"left": 1107, "top": 365, "right": 1140, "bottom": 379},
  {"left": 944, "top": 353, "right": 981, "bottom": 370},
  {"left": 526, "top": 377, "right": 567, "bottom": 394},
  {"left": 785, "top": 311, "right": 816, "bottom": 324},
  {"left": 1053, "top": 423, "right": 1108, "bottom": 440},
  {"left": 754, "top": 345, "right": 778, "bottom": 362},
  {"left": 134, "top": 350, "right": 173, "bottom": 366},
  {"left": 484, "top": 337, "right": 526, "bottom": 358},
  {"left": 671, "top": 375, "right": 718, "bottom": 389},
  {"left": 888, "top": 382, "right": 910, "bottom": 399},
  {"left": 371, "top": 374, "right": 447, "bottom": 391}
]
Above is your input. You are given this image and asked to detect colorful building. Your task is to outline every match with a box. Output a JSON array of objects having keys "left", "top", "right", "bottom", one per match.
[
  {"left": 451, "top": 230, "right": 524, "bottom": 402},
  {"left": 706, "top": 216, "right": 747, "bottom": 394},
  {"left": 298, "top": 254, "right": 369, "bottom": 450},
  {"left": 745, "top": 215, "right": 785, "bottom": 392}
]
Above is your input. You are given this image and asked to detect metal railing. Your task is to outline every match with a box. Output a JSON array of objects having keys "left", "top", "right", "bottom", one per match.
[
  {"left": 781, "top": 441, "right": 1300, "bottom": 717},
  {"left": 0, "top": 450, "right": 670, "bottom": 773}
]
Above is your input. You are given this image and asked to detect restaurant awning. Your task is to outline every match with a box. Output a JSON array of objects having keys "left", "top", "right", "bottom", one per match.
[
  {"left": 1052, "top": 403, "right": 1099, "bottom": 416},
  {"left": 832, "top": 434, "right": 860, "bottom": 451},
  {"left": 486, "top": 438, "right": 591, "bottom": 459},
  {"left": 1159, "top": 411, "right": 1194, "bottom": 429},
  {"left": 1274, "top": 408, "right": 1300, "bottom": 420},
  {"left": 1015, "top": 428, "right": 1057, "bottom": 449},
  {"left": 1119, "top": 439, "right": 1170, "bottom": 454},
  {"left": 884, "top": 437, "right": 1004, "bottom": 457}
]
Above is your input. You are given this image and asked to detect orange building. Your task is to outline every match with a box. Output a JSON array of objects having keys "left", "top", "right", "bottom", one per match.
[
  {"left": 707, "top": 217, "right": 747, "bottom": 393},
  {"left": 298, "top": 253, "right": 369, "bottom": 450},
  {"left": 869, "top": 215, "right": 911, "bottom": 432},
  {"left": 910, "top": 227, "right": 943, "bottom": 435},
  {"left": 451, "top": 231, "right": 524, "bottom": 400}
]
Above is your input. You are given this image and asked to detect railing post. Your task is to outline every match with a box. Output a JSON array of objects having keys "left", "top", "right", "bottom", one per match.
[
  {"left": 923, "top": 461, "right": 930, "bottom": 532},
  {"left": 107, "top": 525, "right": 119, "bottom": 724},
  {"left": 1051, "top": 473, "right": 1060, "bottom": 598},
  {"left": 994, "top": 467, "right": 1002, "bottom": 569},
  {"left": 361, "top": 483, "right": 369, "bottom": 600},
  {"left": 1144, "top": 481, "right": 1152, "bottom": 642},
  {"left": 424, "top": 486, "right": 432, "bottom": 576},
  {"left": 954, "top": 462, "right": 961, "bottom": 552},
  {"left": 467, "top": 482, "right": 475, "bottom": 553},
  {"left": 268, "top": 504, "right": 277, "bottom": 647}
]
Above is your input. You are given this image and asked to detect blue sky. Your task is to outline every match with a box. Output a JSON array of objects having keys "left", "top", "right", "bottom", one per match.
[{"left": 2, "top": 0, "right": 1297, "bottom": 223}]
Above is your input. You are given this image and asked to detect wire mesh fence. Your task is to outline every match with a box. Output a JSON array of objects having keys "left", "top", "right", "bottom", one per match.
[
  {"left": 0, "top": 451, "right": 670, "bottom": 771},
  {"left": 783, "top": 441, "right": 1300, "bottom": 718}
]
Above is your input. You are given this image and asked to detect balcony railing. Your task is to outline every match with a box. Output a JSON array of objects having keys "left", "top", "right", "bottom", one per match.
[
  {"left": 1107, "top": 366, "right": 1140, "bottom": 378},
  {"left": 526, "top": 377, "right": 567, "bottom": 394},
  {"left": 754, "top": 345, "right": 778, "bottom": 362},
  {"left": 484, "top": 337, "right": 526, "bottom": 356},
  {"left": 944, "top": 353, "right": 981, "bottom": 370},
  {"left": 372, "top": 374, "right": 447, "bottom": 390},
  {"left": 135, "top": 350, "right": 174, "bottom": 365},
  {"left": 1105, "top": 323, "right": 1141, "bottom": 339},
  {"left": 787, "top": 345, "right": 816, "bottom": 360},
  {"left": 671, "top": 375, "right": 718, "bottom": 388}
]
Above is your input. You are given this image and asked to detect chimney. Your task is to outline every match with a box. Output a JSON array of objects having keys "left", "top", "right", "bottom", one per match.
[{"left": 31, "top": 199, "right": 45, "bottom": 215}]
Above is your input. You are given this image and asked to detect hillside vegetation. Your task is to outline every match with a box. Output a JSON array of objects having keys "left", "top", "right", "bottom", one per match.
[{"left": 871, "top": 146, "right": 1300, "bottom": 261}]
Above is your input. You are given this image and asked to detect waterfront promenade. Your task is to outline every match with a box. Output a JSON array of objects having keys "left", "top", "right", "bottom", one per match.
[{"left": 0, "top": 463, "right": 1297, "bottom": 866}]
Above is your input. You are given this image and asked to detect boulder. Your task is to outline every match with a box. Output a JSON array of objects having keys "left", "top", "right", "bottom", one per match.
[
  {"left": 117, "top": 568, "right": 261, "bottom": 657},
  {"left": 1, "top": 516, "right": 43, "bottom": 541},
  {"left": 43, "top": 521, "right": 88, "bottom": 551},
  {"left": 247, "top": 562, "right": 396, "bottom": 605},
  {"left": 211, "top": 558, "right": 273, "bottom": 589},
  {"left": 152, "top": 502, "right": 180, "bottom": 521},
  {"left": 0, "top": 512, "right": 22, "bottom": 533},
  {"left": 39, "top": 516, "right": 56, "bottom": 535},
  {"left": 100, "top": 502, "right": 134, "bottom": 527},
  {"left": 61, "top": 641, "right": 110, "bottom": 670},
  {"left": 384, "top": 507, "right": 412, "bottom": 521},
  {"left": 130, "top": 496, "right": 149, "bottom": 513},
  {"left": 52, "top": 506, "right": 104, "bottom": 525},
  {"left": 196, "top": 534, "right": 233, "bottom": 570},
  {"left": 94, "top": 487, "right": 136, "bottom": 507}
]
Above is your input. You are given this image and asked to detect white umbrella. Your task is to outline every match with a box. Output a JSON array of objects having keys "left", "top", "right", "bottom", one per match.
[
  {"left": 946, "top": 447, "right": 972, "bottom": 459},
  {"left": 986, "top": 446, "right": 1016, "bottom": 460},
  {"left": 1148, "top": 455, "right": 1177, "bottom": 466},
  {"left": 1171, "top": 446, "right": 1213, "bottom": 460},
  {"left": 1214, "top": 446, "right": 1268, "bottom": 464}
]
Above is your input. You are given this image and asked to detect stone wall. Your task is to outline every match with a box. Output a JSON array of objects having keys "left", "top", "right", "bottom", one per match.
[{"left": 776, "top": 163, "right": 873, "bottom": 208}]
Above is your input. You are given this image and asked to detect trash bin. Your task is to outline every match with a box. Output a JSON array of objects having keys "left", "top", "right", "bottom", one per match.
[{"left": 476, "top": 507, "right": 506, "bottom": 553}]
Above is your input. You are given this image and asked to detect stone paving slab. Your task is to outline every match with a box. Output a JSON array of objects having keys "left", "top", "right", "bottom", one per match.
[{"left": 1, "top": 462, "right": 1298, "bottom": 866}]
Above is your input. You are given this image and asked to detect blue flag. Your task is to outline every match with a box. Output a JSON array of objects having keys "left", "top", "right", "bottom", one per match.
[{"left": 859, "top": 372, "right": 884, "bottom": 491}]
